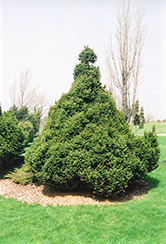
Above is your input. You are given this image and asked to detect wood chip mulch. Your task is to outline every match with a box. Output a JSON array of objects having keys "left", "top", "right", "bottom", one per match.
[{"left": 0, "top": 179, "right": 150, "bottom": 207}]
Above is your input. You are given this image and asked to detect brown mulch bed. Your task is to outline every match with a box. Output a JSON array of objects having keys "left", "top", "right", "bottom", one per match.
[{"left": 0, "top": 179, "right": 150, "bottom": 207}]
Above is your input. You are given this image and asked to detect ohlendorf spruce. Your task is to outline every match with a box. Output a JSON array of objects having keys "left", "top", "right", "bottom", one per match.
[{"left": 25, "top": 46, "right": 160, "bottom": 197}]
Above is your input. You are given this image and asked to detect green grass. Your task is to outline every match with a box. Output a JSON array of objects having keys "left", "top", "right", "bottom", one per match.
[
  {"left": 0, "top": 137, "right": 166, "bottom": 243},
  {"left": 131, "top": 122, "right": 166, "bottom": 135}
]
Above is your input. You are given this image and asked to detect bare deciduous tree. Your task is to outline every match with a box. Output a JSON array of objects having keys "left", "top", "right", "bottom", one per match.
[
  {"left": 106, "top": 0, "right": 145, "bottom": 122},
  {"left": 10, "top": 67, "right": 49, "bottom": 117},
  {"left": 28, "top": 89, "right": 49, "bottom": 118}
]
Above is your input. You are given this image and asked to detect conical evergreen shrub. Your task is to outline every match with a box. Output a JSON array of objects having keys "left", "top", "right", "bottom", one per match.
[{"left": 25, "top": 46, "right": 160, "bottom": 197}]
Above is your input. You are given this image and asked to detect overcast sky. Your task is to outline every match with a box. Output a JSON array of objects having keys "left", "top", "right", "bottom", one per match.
[{"left": 0, "top": 0, "right": 166, "bottom": 120}]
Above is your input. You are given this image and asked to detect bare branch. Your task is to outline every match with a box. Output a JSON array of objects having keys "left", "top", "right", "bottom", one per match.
[
  {"left": 106, "top": 0, "right": 145, "bottom": 122},
  {"left": 10, "top": 80, "right": 17, "bottom": 106},
  {"left": 10, "top": 67, "right": 49, "bottom": 118}
]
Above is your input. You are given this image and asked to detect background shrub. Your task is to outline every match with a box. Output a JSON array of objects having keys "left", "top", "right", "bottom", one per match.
[
  {"left": 25, "top": 46, "right": 160, "bottom": 197},
  {"left": 0, "top": 111, "right": 24, "bottom": 170},
  {"left": 133, "top": 131, "right": 160, "bottom": 174},
  {"left": 18, "top": 121, "right": 34, "bottom": 147},
  {"left": 9, "top": 105, "right": 40, "bottom": 133}
]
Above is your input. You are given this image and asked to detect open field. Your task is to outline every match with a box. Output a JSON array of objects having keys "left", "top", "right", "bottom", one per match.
[
  {"left": 131, "top": 122, "right": 166, "bottom": 135},
  {"left": 0, "top": 136, "right": 166, "bottom": 244}
]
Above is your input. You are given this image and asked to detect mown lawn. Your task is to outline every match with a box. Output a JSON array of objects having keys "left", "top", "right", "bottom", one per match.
[
  {"left": 131, "top": 122, "right": 166, "bottom": 135},
  {"left": 0, "top": 137, "right": 166, "bottom": 244}
]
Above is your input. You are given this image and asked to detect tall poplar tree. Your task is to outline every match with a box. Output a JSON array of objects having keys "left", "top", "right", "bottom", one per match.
[{"left": 106, "top": 0, "right": 145, "bottom": 122}]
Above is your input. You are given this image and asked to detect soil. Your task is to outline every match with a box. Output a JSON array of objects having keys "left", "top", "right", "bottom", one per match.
[{"left": 0, "top": 179, "right": 150, "bottom": 206}]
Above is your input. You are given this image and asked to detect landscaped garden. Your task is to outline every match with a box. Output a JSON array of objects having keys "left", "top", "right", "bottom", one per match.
[
  {"left": 0, "top": 47, "right": 165, "bottom": 243},
  {"left": 0, "top": 136, "right": 165, "bottom": 244},
  {"left": 1, "top": 0, "right": 166, "bottom": 240}
]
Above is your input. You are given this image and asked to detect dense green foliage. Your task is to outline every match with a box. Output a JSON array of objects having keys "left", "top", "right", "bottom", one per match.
[
  {"left": 0, "top": 104, "right": 2, "bottom": 116},
  {"left": 139, "top": 106, "right": 145, "bottom": 129},
  {"left": 78, "top": 45, "right": 97, "bottom": 64},
  {"left": 5, "top": 163, "right": 35, "bottom": 185},
  {"left": 25, "top": 47, "right": 160, "bottom": 197},
  {"left": 0, "top": 111, "right": 24, "bottom": 169},
  {"left": 9, "top": 105, "right": 40, "bottom": 133},
  {"left": 133, "top": 131, "right": 160, "bottom": 174},
  {"left": 18, "top": 121, "right": 34, "bottom": 147},
  {"left": 133, "top": 100, "right": 140, "bottom": 127}
]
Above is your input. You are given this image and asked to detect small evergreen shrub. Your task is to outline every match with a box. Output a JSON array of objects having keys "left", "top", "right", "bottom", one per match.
[
  {"left": 25, "top": 46, "right": 160, "bottom": 197},
  {"left": 133, "top": 131, "right": 160, "bottom": 174},
  {"left": 18, "top": 121, "right": 34, "bottom": 147},
  {"left": 0, "top": 111, "right": 24, "bottom": 169},
  {"left": 5, "top": 164, "right": 35, "bottom": 185},
  {"left": 9, "top": 105, "right": 41, "bottom": 133}
]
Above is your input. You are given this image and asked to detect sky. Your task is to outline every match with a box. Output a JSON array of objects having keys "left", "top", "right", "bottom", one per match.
[{"left": 0, "top": 0, "right": 166, "bottom": 120}]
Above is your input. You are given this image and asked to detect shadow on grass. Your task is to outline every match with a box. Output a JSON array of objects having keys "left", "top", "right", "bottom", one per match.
[{"left": 145, "top": 175, "right": 159, "bottom": 189}]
